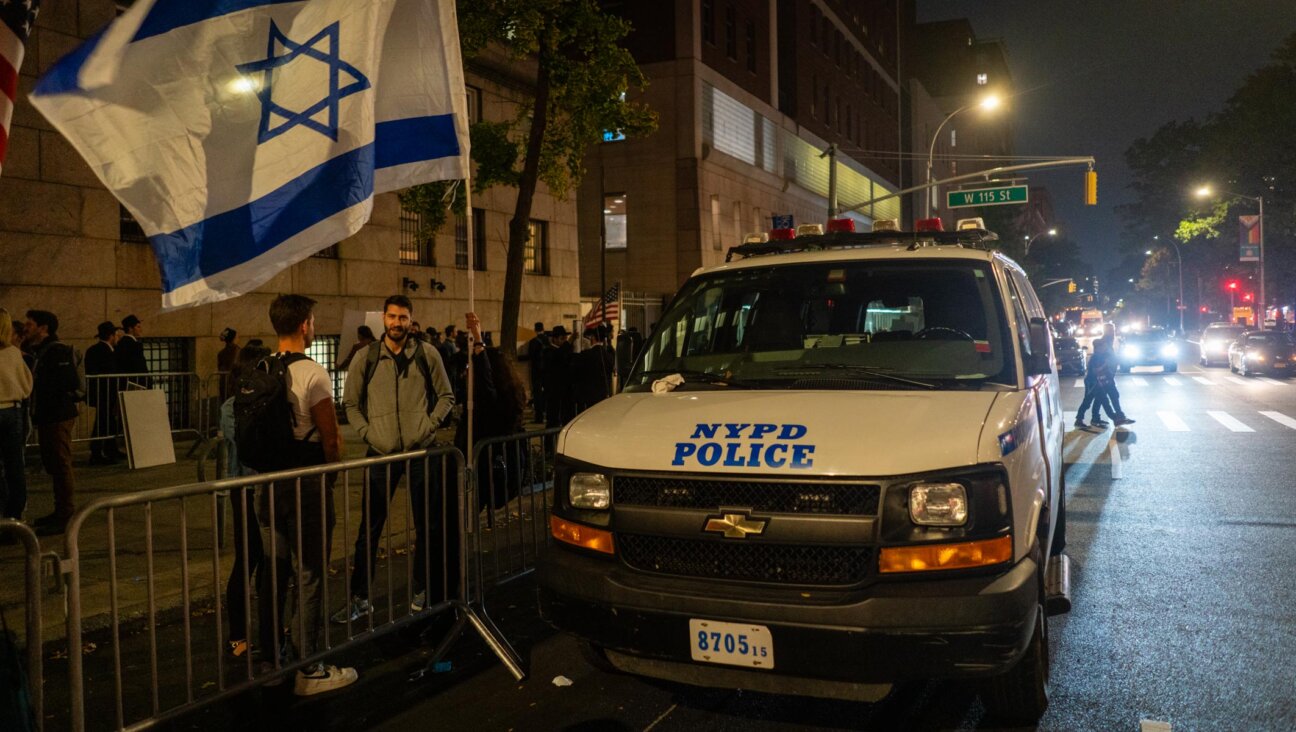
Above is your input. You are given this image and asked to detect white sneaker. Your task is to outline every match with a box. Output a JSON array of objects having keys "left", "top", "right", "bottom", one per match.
[
  {"left": 294, "top": 663, "right": 358, "bottom": 696},
  {"left": 330, "top": 596, "right": 372, "bottom": 624},
  {"left": 410, "top": 590, "right": 426, "bottom": 613}
]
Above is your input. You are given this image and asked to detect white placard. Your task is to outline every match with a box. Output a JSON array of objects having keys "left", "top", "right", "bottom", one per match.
[{"left": 118, "top": 389, "right": 176, "bottom": 469}]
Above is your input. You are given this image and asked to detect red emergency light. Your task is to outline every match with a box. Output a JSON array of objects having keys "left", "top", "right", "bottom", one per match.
[
  {"left": 826, "top": 218, "right": 856, "bottom": 233},
  {"left": 1227, "top": 280, "right": 1240, "bottom": 291},
  {"left": 914, "top": 217, "right": 944, "bottom": 232},
  {"left": 768, "top": 228, "right": 795, "bottom": 241},
  {"left": 1200, "top": 306, "right": 1209, "bottom": 313},
  {"left": 1244, "top": 293, "right": 1254, "bottom": 302}
]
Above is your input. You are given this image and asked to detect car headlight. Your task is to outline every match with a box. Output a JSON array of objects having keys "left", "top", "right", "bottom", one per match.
[
  {"left": 1090, "top": 326, "right": 1104, "bottom": 336},
  {"left": 909, "top": 483, "right": 968, "bottom": 526},
  {"left": 1248, "top": 353, "right": 1266, "bottom": 362},
  {"left": 1160, "top": 343, "right": 1179, "bottom": 357},
  {"left": 1206, "top": 340, "right": 1224, "bottom": 352},
  {"left": 569, "top": 472, "right": 611, "bottom": 509},
  {"left": 1122, "top": 345, "right": 1142, "bottom": 359}
]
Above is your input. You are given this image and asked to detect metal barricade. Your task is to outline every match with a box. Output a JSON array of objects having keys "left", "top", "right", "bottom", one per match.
[
  {"left": 0, "top": 518, "right": 44, "bottom": 731},
  {"left": 58, "top": 445, "right": 524, "bottom": 732},
  {"left": 32, "top": 372, "right": 209, "bottom": 451}
]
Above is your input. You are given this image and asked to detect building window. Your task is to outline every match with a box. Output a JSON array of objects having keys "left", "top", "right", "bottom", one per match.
[
  {"left": 724, "top": 5, "right": 737, "bottom": 59},
  {"left": 604, "top": 193, "right": 627, "bottom": 249},
  {"left": 525, "top": 220, "right": 549, "bottom": 275},
  {"left": 466, "top": 85, "right": 483, "bottom": 123},
  {"left": 120, "top": 205, "right": 148, "bottom": 244},
  {"left": 846, "top": 105, "right": 852, "bottom": 139},
  {"left": 455, "top": 209, "right": 487, "bottom": 270},
  {"left": 745, "top": 21, "right": 756, "bottom": 73},
  {"left": 141, "top": 337, "right": 193, "bottom": 431},
  {"left": 710, "top": 194, "right": 722, "bottom": 250},
  {"left": 810, "top": 73, "right": 817, "bottom": 117},
  {"left": 399, "top": 206, "right": 435, "bottom": 266},
  {"left": 835, "top": 30, "right": 842, "bottom": 66},
  {"left": 808, "top": 5, "right": 818, "bottom": 46},
  {"left": 820, "top": 17, "right": 828, "bottom": 50},
  {"left": 977, "top": 73, "right": 988, "bottom": 86},
  {"left": 702, "top": 0, "right": 714, "bottom": 44},
  {"left": 305, "top": 334, "right": 343, "bottom": 402},
  {"left": 312, "top": 244, "right": 339, "bottom": 258},
  {"left": 823, "top": 85, "right": 830, "bottom": 126}
]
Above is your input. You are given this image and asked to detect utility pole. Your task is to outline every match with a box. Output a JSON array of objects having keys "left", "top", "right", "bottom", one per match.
[{"left": 821, "top": 144, "right": 838, "bottom": 219}]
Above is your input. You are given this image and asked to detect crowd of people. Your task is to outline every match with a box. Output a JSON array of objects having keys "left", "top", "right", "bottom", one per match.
[
  {"left": 1074, "top": 335, "right": 1136, "bottom": 431},
  {"left": 0, "top": 309, "right": 154, "bottom": 536}
]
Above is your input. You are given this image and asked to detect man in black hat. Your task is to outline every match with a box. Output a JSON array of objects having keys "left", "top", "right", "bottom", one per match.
[
  {"left": 116, "top": 314, "right": 149, "bottom": 385},
  {"left": 86, "top": 322, "right": 123, "bottom": 465},
  {"left": 542, "top": 325, "right": 575, "bottom": 427},
  {"left": 523, "top": 322, "right": 548, "bottom": 419}
]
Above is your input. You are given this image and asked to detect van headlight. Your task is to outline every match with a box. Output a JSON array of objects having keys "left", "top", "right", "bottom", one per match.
[
  {"left": 1122, "top": 345, "right": 1142, "bottom": 359},
  {"left": 909, "top": 483, "right": 968, "bottom": 526},
  {"left": 569, "top": 472, "right": 611, "bottom": 510},
  {"left": 1160, "top": 343, "right": 1179, "bottom": 358}
]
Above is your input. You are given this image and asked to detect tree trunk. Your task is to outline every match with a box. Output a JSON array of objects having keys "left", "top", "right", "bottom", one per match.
[{"left": 500, "top": 37, "right": 552, "bottom": 360}]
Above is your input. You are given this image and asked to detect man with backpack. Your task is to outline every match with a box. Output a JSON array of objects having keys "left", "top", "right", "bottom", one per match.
[
  {"left": 24, "top": 310, "right": 83, "bottom": 535},
  {"left": 333, "top": 295, "right": 455, "bottom": 624},
  {"left": 238, "top": 295, "right": 356, "bottom": 695}
]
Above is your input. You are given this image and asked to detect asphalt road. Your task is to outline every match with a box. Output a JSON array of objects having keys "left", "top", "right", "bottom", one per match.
[{"left": 181, "top": 350, "right": 1296, "bottom": 731}]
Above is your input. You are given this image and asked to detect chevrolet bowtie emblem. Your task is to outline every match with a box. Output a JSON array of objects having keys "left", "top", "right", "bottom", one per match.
[{"left": 703, "top": 513, "right": 767, "bottom": 539}]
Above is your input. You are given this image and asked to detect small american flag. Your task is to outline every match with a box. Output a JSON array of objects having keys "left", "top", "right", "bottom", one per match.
[
  {"left": 584, "top": 283, "right": 621, "bottom": 328},
  {"left": 0, "top": 0, "right": 39, "bottom": 176}
]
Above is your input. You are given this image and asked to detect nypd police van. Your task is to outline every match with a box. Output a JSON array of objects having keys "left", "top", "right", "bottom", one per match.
[{"left": 537, "top": 218, "right": 1070, "bottom": 723}]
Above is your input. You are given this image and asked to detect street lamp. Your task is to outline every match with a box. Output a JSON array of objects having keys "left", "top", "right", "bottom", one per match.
[
  {"left": 925, "top": 93, "right": 1001, "bottom": 218},
  {"left": 1023, "top": 227, "right": 1057, "bottom": 257},
  {"left": 1197, "top": 185, "right": 1265, "bottom": 329}
]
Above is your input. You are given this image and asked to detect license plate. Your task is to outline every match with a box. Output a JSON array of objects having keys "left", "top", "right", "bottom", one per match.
[
  {"left": 688, "top": 619, "right": 774, "bottom": 669},
  {"left": 1274, "top": 363, "right": 1287, "bottom": 369}
]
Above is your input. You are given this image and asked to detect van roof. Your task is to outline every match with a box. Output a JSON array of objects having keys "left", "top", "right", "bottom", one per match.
[{"left": 699, "top": 239, "right": 1011, "bottom": 278}]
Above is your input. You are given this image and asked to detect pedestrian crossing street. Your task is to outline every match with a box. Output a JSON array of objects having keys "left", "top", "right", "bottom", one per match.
[
  {"left": 1067, "top": 375, "right": 1290, "bottom": 388},
  {"left": 1064, "top": 408, "right": 1296, "bottom": 434}
]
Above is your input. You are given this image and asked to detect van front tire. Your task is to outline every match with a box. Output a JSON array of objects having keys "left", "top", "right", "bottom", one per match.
[{"left": 981, "top": 602, "right": 1049, "bottom": 724}]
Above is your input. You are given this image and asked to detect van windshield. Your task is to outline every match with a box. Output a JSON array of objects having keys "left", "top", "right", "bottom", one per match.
[{"left": 625, "top": 259, "right": 1016, "bottom": 391}]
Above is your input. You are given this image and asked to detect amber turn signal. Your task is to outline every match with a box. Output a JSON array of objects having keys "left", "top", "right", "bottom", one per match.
[
  {"left": 878, "top": 535, "right": 1012, "bottom": 573},
  {"left": 550, "top": 516, "right": 615, "bottom": 555}
]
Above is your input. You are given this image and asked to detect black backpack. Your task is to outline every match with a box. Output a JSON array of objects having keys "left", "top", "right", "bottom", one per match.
[{"left": 233, "top": 353, "right": 313, "bottom": 472}]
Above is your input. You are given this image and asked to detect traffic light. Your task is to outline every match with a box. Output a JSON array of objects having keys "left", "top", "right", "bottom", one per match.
[
  {"left": 1067, "top": 280, "right": 1077, "bottom": 293},
  {"left": 1084, "top": 171, "right": 1097, "bottom": 206},
  {"left": 1200, "top": 306, "right": 1209, "bottom": 313},
  {"left": 1228, "top": 280, "right": 1240, "bottom": 291},
  {"left": 1244, "top": 292, "right": 1254, "bottom": 302}
]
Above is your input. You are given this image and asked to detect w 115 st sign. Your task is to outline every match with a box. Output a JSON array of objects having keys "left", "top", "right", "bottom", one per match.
[{"left": 947, "top": 185, "right": 1029, "bottom": 208}]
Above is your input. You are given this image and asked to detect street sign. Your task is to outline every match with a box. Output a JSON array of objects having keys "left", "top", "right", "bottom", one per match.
[
  {"left": 947, "top": 185, "right": 1029, "bottom": 209},
  {"left": 771, "top": 214, "right": 794, "bottom": 229}
]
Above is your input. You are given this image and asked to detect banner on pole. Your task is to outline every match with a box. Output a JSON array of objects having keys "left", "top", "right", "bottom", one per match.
[{"left": 1239, "top": 214, "right": 1261, "bottom": 262}]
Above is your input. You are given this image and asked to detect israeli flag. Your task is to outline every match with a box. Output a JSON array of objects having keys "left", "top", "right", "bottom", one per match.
[{"left": 30, "top": 0, "right": 470, "bottom": 310}]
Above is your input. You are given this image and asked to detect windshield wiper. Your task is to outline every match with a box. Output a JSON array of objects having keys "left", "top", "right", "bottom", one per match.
[
  {"left": 775, "top": 364, "right": 939, "bottom": 389},
  {"left": 638, "top": 369, "right": 753, "bottom": 388}
]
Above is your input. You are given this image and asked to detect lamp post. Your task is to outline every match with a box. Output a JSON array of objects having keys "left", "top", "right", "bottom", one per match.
[
  {"left": 925, "top": 94, "right": 1000, "bottom": 219},
  {"left": 1023, "top": 228, "right": 1057, "bottom": 258},
  {"left": 1197, "top": 185, "right": 1265, "bottom": 329},
  {"left": 1148, "top": 235, "right": 1185, "bottom": 332}
]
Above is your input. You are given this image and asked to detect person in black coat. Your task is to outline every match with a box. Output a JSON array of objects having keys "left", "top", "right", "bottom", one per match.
[
  {"left": 115, "top": 314, "right": 149, "bottom": 386},
  {"left": 542, "top": 326, "right": 575, "bottom": 427},
  {"left": 25, "top": 310, "right": 84, "bottom": 533},
  {"left": 85, "top": 321, "right": 123, "bottom": 464},
  {"left": 573, "top": 328, "right": 614, "bottom": 413},
  {"left": 523, "top": 322, "right": 548, "bottom": 418}
]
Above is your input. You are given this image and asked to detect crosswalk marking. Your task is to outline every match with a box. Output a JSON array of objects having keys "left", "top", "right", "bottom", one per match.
[
  {"left": 1225, "top": 375, "right": 1251, "bottom": 386},
  {"left": 1129, "top": 376, "right": 1149, "bottom": 386},
  {"left": 1258, "top": 377, "right": 1289, "bottom": 386},
  {"left": 1163, "top": 376, "right": 1182, "bottom": 386},
  {"left": 1260, "top": 411, "right": 1296, "bottom": 430},
  {"left": 1207, "top": 410, "right": 1254, "bottom": 432},
  {"left": 1157, "top": 411, "right": 1191, "bottom": 432},
  {"left": 1192, "top": 376, "right": 1216, "bottom": 386}
]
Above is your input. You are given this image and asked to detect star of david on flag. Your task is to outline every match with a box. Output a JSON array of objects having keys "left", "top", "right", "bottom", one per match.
[{"left": 29, "top": 0, "right": 470, "bottom": 310}]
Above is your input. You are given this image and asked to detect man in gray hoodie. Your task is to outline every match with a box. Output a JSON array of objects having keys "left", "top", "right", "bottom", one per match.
[{"left": 333, "top": 295, "right": 455, "bottom": 623}]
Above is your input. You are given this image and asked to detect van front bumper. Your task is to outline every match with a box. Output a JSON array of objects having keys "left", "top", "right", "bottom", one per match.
[{"left": 537, "top": 546, "right": 1040, "bottom": 687}]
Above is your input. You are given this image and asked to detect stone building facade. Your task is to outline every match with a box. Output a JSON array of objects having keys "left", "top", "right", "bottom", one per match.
[{"left": 0, "top": 0, "right": 581, "bottom": 391}]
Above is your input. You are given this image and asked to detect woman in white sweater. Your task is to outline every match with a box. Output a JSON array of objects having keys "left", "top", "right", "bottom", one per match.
[{"left": 0, "top": 309, "right": 34, "bottom": 521}]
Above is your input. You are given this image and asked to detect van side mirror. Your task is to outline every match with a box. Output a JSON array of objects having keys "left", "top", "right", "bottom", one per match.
[{"left": 1025, "top": 317, "right": 1052, "bottom": 376}]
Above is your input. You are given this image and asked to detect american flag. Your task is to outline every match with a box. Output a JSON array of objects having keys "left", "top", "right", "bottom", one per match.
[
  {"left": 0, "top": 0, "right": 39, "bottom": 176},
  {"left": 584, "top": 283, "right": 621, "bottom": 328}
]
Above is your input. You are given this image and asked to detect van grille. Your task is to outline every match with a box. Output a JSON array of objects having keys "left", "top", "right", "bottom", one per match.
[
  {"left": 614, "top": 476, "right": 880, "bottom": 516},
  {"left": 618, "top": 534, "right": 872, "bottom": 586}
]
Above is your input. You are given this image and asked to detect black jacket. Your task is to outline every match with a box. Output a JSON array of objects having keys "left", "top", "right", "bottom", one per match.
[
  {"left": 31, "top": 337, "right": 83, "bottom": 425},
  {"left": 84, "top": 341, "right": 116, "bottom": 408},
  {"left": 573, "top": 344, "right": 614, "bottom": 407},
  {"left": 115, "top": 335, "right": 148, "bottom": 376}
]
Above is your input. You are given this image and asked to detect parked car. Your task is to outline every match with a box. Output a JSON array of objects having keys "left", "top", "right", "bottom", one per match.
[
  {"left": 1199, "top": 324, "right": 1247, "bottom": 367},
  {"left": 1228, "top": 331, "right": 1296, "bottom": 377},
  {"left": 1117, "top": 327, "right": 1178, "bottom": 373},
  {"left": 1054, "top": 337, "right": 1087, "bottom": 375}
]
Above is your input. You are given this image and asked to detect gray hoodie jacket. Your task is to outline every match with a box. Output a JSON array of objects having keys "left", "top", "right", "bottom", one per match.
[{"left": 343, "top": 339, "right": 455, "bottom": 454}]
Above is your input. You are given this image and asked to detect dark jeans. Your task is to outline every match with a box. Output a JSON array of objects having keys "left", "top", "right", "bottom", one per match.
[
  {"left": 36, "top": 418, "right": 76, "bottom": 518},
  {"left": 257, "top": 442, "right": 334, "bottom": 662},
  {"left": 1105, "top": 383, "right": 1125, "bottom": 418},
  {"left": 348, "top": 453, "right": 458, "bottom": 605},
  {"left": 1077, "top": 382, "right": 1117, "bottom": 422},
  {"left": 0, "top": 407, "right": 26, "bottom": 519},
  {"left": 89, "top": 399, "right": 121, "bottom": 459},
  {"left": 226, "top": 486, "right": 263, "bottom": 644}
]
